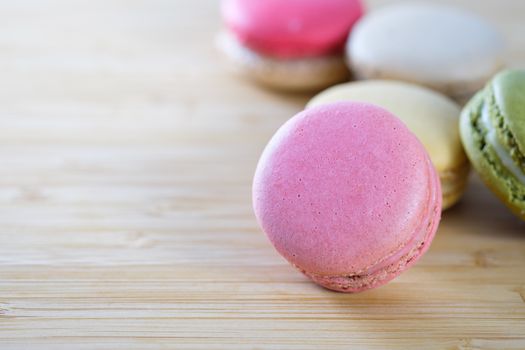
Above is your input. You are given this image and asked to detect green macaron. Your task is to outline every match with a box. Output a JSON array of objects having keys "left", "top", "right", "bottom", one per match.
[{"left": 460, "top": 69, "right": 525, "bottom": 220}]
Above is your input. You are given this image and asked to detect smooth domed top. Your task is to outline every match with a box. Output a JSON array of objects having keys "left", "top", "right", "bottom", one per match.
[
  {"left": 222, "top": 0, "right": 364, "bottom": 59},
  {"left": 253, "top": 102, "right": 437, "bottom": 275},
  {"left": 348, "top": 3, "right": 504, "bottom": 84}
]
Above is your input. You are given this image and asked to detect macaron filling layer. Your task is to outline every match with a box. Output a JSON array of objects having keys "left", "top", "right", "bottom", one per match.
[
  {"left": 463, "top": 91, "right": 525, "bottom": 209},
  {"left": 480, "top": 101, "right": 525, "bottom": 184},
  {"left": 303, "top": 157, "right": 441, "bottom": 292}
]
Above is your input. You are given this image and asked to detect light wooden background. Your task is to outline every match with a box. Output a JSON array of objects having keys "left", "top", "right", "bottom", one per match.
[{"left": 0, "top": 1, "right": 524, "bottom": 349}]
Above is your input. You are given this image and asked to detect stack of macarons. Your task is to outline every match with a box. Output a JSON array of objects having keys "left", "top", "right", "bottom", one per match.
[{"left": 218, "top": 1, "right": 525, "bottom": 293}]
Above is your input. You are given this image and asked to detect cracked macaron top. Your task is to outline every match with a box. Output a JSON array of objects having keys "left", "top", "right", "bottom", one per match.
[
  {"left": 460, "top": 69, "right": 525, "bottom": 219},
  {"left": 253, "top": 102, "right": 442, "bottom": 292},
  {"left": 221, "top": 0, "right": 364, "bottom": 59}
]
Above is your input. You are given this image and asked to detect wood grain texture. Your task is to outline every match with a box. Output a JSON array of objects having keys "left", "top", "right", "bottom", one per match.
[{"left": 0, "top": 0, "right": 524, "bottom": 349}]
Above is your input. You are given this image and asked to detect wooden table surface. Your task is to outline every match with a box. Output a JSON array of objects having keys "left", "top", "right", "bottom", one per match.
[{"left": 0, "top": 1, "right": 524, "bottom": 349}]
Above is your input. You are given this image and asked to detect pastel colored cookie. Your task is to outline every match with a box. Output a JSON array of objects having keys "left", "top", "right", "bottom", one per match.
[
  {"left": 222, "top": 0, "right": 364, "bottom": 59},
  {"left": 308, "top": 80, "right": 469, "bottom": 209},
  {"left": 460, "top": 70, "right": 525, "bottom": 220},
  {"left": 253, "top": 102, "right": 442, "bottom": 292},
  {"left": 219, "top": 0, "right": 364, "bottom": 91},
  {"left": 347, "top": 3, "right": 505, "bottom": 103}
]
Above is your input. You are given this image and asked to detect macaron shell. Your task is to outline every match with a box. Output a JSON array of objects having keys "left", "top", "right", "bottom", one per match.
[
  {"left": 222, "top": 0, "right": 364, "bottom": 59},
  {"left": 217, "top": 32, "right": 349, "bottom": 91},
  {"left": 347, "top": 3, "right": 504, "bottom": 101},
  {"left": 253, "top": 102, "right": 440, "bottom": 279}
]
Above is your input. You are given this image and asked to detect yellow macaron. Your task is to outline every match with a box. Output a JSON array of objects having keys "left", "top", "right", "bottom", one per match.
[{"left": 307, "top": 80, "right": 469, "bottom": 210}]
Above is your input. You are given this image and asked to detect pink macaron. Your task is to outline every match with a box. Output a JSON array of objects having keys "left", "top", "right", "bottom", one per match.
[
  {"left": 218, "top": 0, "right": 364, "bottom": 91},
  {"left": 253, "top": 102, "right": 442, "bottom": 292},
  {"left": 222, "top": 0, "right": 364, "bottom": 58}
]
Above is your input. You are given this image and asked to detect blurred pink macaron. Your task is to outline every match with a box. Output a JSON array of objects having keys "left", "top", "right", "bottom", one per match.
[
  {"left": 253, "top": 102, "right": 442, "bottom": 292},
  {"left": 218, "top": 0, "right": 364, "bottom": 91}
]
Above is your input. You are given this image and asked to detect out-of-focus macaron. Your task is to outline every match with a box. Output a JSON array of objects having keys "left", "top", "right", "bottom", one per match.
[
  {"left": 460, "top": 70, "right": 525, "bottom": 220},
  {"left": 308, "top": 80, "right": 469, "bottom": 210},
  {"left": 218, "top": 0, "right": 364, "bottom": 91},
  {"left": 347, "top": 3, "right": 505, "bottom": 103},
  {"left": 253, "top": 102, "right": 442, "bottom": 292}
]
